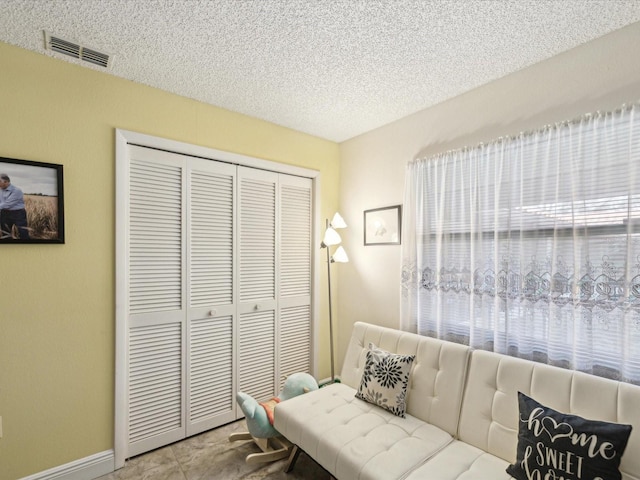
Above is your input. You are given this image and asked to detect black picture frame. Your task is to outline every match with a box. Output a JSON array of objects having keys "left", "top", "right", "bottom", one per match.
[
  {"left": 364, "top": 204, "right": 402, "bottom": 245},
  {"left": 0, "top": 156, "right": 65, "bottom": 243}
]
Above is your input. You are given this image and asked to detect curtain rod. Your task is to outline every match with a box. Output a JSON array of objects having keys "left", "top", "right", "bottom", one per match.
[{"left": 412, "top": 100, "right": 640, "bottom": 164}]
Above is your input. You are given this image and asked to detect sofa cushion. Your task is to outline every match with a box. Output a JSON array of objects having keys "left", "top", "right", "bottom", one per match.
[
  {"left": 355, "top": 343, "right": 415, "bottom": 417},
  {"left": 457, "top": 349, "right": 640, "bottom": 480},
  {"left": 274, "top": 382, "right": 454, "bottom": 480},
  {"left": 340, "top": 322, "right": 471, "bottom": 436},
  {"left": 404, "top": 440, "right": 513, "bottom": 480},
  {"left": 506, "top": 392, "right": 632, "bottom": 480}
]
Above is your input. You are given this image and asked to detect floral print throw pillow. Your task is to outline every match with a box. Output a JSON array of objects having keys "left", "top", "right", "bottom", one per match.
[{"left": 355, "top": 343, "right": 415, "bottom": 417}]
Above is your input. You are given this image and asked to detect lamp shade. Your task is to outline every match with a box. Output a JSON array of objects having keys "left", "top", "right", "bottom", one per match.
[
  {"left": 322, "top": 226, "right": 342, "bottom": 246},
  {"left": 332, "top": 246, "right": 349, "bottom": 263},
  {"left": 330, "top": 212, "right": 347, "bottom": 229}
]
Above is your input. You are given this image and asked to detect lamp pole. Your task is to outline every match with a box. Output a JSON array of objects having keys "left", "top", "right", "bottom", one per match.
[
  {"left": 321, "top": 213, "right": 347, "bottom": 385},
  {"left": 325, "top": 219, "right": 336, "bottom": 382}
]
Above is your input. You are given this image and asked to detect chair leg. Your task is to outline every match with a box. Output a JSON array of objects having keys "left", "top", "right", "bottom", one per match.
[
  {"left": 246, "top": 444, "right": 290, "bottom": 465},
  {"left": 284, "top": 444, "right": 301, "bottom": 473},
  {"left": 228, "top": 432, "right": 252, "bottom": 442}
]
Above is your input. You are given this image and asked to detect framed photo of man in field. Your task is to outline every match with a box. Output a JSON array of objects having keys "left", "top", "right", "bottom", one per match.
[{"left": 0, "top": 157, "right": 64, "bottom": 243}]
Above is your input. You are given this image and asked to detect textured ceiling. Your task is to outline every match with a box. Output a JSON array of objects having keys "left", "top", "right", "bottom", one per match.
[{"left": 1, "top": 0, "right": 640, "bottom": 142}]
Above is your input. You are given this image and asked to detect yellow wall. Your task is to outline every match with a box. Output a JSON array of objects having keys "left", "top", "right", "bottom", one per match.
[{"left": 0, "top": 41, "right": 340, "bottom": 479}]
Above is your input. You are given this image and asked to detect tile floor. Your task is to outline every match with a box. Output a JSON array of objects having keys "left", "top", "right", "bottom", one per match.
[{"left": 97, "top": 420, "right": 330, "bottom": 480}]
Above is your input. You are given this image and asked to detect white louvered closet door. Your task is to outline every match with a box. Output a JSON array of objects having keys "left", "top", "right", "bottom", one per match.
[
  {"left": 127, "top": 146, "right": 187, "bottom": 458},
  {"left": 186, "top": 157, "right": 237, "bottom": 436},
  {"left": 278, "top": 175, "right": 313, "bottom": 389},
  {"left": 237, "top": 167, "right": 278, "bottom": 402},
  {"left": 122, "top": 142, "right": 314, "bottom": 459}
]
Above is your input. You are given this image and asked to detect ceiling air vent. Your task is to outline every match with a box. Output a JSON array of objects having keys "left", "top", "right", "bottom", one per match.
[
  {"left": 44, "top": 31, "right": 112, "bottom": 69},
  {"left": 81, "top": 47, "right": 110, "bottom": 68}
]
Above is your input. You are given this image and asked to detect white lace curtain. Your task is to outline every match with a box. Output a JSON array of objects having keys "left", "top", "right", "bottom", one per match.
[{"left": 401, "top": 104, "right": 640, "bottom": 384}]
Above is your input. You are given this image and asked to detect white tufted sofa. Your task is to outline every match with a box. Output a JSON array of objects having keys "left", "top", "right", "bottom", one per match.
[{"left": 274, "top": 322, "right": 640, "bottom": 480}]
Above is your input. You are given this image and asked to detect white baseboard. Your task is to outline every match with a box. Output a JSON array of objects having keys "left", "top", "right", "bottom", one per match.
[{"left": 19, "top": 450, "right": 114, "bottom": 480}]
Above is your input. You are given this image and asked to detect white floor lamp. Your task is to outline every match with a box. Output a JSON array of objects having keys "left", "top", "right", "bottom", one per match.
[{"left": 320, "top": 212, "right": 348, "bottom": 383}]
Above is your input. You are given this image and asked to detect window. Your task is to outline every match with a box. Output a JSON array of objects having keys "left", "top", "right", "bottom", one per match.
[{"left": 401, "top": 105, "right": 640, "bottom": 384}]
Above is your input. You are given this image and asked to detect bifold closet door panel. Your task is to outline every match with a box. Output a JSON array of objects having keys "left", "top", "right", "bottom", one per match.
[
  {"left": 237, "top": 167, "right": 278, "bottom": 402},
  {"left": 127, "top": 145, "right": 187, "bottom": 457},
  {"left": 278, "top": 175, "right": 313, "bottom": 389},
  {"left": 186, "top": 157, "right": 237, "bottom": 436}
]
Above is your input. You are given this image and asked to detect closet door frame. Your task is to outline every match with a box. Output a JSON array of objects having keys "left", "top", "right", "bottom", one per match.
[{"left": 114, "top": 129, "right": 320, "bottom": 468}]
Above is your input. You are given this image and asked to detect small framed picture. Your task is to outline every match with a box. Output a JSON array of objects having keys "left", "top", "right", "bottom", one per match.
[
  {"left": 0, "top": 156, "right": 65, "bottom": 243},
  {"left": 364, "top": 205, "right": 402, "bottom": 245}
]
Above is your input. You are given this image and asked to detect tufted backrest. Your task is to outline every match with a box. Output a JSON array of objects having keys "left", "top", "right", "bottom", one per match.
[
  {"left": 458, "top": 349, "right": 640, "bottom": 480},
  {"left": 340, "top": 322, "right": 471, "bottom": 436}
]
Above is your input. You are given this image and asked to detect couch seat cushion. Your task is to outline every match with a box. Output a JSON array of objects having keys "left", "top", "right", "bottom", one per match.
[
  {"left": 404, "top": 440, "right": 514, "bottom": 480},
  {"left": 274, "top": 382, "right": 454, "bottom": 480}
]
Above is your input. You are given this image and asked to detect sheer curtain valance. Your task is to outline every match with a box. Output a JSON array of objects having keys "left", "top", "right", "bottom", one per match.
[{"left": 401, "top": 104, "right": 640, "bottom": 384}]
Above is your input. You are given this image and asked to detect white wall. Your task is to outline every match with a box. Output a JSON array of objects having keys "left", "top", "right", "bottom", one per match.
[{"left": 336, "top": 21, "right": 640, "bottom": 367}]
